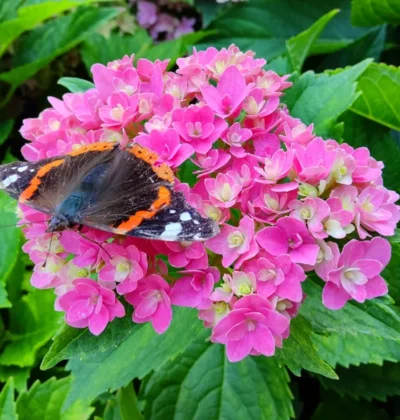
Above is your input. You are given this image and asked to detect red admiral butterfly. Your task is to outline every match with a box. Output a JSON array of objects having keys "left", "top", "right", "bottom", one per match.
[{"left": 0, "top": 142, "right": 219, "bottom": 241}]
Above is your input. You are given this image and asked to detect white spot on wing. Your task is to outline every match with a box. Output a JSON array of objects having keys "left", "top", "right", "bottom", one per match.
[
  {"left": 2, "top": 174, "right": 19, "bottom": 187},
  {"left": 17, "top": 166, "right": 28, "bottom": 172},
  {"left": 30, "top": 169, "right": 35, "bottom": 172},
  {"left": 160, "top": 222, "right": 182, "bottom": 239},
  {"left": 194, "top": 220, "right": 200, "bottom": 225},
  {"left": 180, "top": 212, "right": 191, "bottom": 221},
  {"left": 169, "top": 210, "right": 176, "bottom": 214}
]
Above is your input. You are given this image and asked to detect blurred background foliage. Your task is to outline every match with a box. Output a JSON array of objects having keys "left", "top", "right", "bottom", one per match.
[{"left": 0, "top": 0, "right": 400, "bottom": 419}]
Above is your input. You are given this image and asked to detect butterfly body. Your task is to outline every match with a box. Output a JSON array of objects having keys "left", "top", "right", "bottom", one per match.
[{"left": 0, "top": 142, "right": 219, "bottom": 241}]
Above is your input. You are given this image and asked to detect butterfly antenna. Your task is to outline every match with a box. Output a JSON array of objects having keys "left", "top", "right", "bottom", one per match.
[
  {"left": 0, "top": 220, "right": 43, "bottom": 229},
  {"left": 42, "top": 231, "right": 55, "bottom": 268},
  {"left": 77, "top": 231, "right": 112, "bottom": 260}
]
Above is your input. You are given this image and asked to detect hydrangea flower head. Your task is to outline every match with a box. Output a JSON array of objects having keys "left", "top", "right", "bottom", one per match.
[{"left": 16, "top": 45, "right": 398, "bottom": 363}]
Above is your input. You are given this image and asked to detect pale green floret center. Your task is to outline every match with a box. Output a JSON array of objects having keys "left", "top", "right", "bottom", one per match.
[{"left": 228, "top": 232, "right": 245, "bottom": 248}]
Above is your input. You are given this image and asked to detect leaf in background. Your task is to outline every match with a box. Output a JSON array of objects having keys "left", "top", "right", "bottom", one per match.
[
  {"left": 0, "top": 283, "right": 11, "bottom": 309},
  {"left": 264, "top": 56, "right": 291, "bottom": 75},
  {"left": 286, "top": 9, "right": 339, "bottom": 72},
  {"left": 42, "top": 307, "right": 203, "bottom": 409},
  {"left": 0, "top": 366, "right": 30, "bottom": 392},
  {"left": 0, "top": 6, "right": 121, "bottom": 104},
  {"left": 350, "top": 63, "right": 400, "bottom": 131},
  {"left": 313, "top": 392, "right": 391, "bottom": 420},
  {"left": 0, "top": 378, "right": 17, "bottom": 420},
  {"left": 58, "top": 77, "right": 95, "bottom": 93},
  {"left": 300, "top": 280, "right": 400, "bottom": 342},
  {"left": 0, "top": 192, "right": 21, "bottom": 285},
  {"left": 319, "top": 362, "right": 400, "bottom": 401},
  {"left": 0, "top": 289, "right": 60, "bottom": 367},
  {"left": 197, "top": 0, "right": 369, "bottom": 62},
  {"left": 0, "top": 119, "right": 14, "bottom": 146},
  {"left": 317, "top": 26, "right": 386, "bottom": 71},
  {"left": 0, "top": 0, "right": 17, "bottom": 23},
  {"left": 313, "top": 332, "right": 400, "bottom": 369},
  {"left": 282, "top": 59, "right": 372, "bottom": 138},
  {"left": 382, "top": 242, "right": 400, "bottom": 306},
  {"left": 276, "top": 315, "right": 337, "bottom": 379},
  {"left": 16, "top": 377, "right": 94, "bottom": 420},
  {"left": 81, "top": 30, "right": 152, "bottom": 72},
  {"left": 141, "top": 330, "right": 294, "bottom": 420},
  {"left": 195, "top": 0, "right": 222, "bottom": 28},
  {"left": 351, "top": 0, "right": 400, "bottom": 26},
  {"left": 0, "top": 0, "right": 104, "bottom": 57}
]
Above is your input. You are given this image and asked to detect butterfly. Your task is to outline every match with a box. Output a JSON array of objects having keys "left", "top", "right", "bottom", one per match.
[{"left": 0, "top": 142, "right": 219, "bottom": 241}]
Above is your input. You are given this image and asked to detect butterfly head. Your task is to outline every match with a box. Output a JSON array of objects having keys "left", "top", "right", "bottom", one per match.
[{"left": 47, "top": 214, "right": 71, "bottom": 232}]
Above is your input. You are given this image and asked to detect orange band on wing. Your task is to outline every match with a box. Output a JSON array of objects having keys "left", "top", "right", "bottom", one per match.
[
  {"left": 68, "top": 142, "right": 114, "bottom": 157},
  {"left": 115, "top": 186, "right": 171, "bottom": 233},
  {"left": 128, "top": 144, "right": 174, "bottom": 183},
  {"left": 20, "top": 159, "right": 65, "bottom": 201}
]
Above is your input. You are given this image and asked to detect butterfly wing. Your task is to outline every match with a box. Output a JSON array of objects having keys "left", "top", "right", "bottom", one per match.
[
  {"left": 78, "top": 145, "right": 219, "bottom": 241},
  {"left": 0, "top": 143, "right": 118, "bottom": 214}
]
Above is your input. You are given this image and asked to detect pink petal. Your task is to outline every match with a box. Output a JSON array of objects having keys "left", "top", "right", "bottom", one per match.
[
  {"left": 354, "top": 259, "right": 383, "bottom": 278},
  {"left": 256, "top": 227, "right": 288, "bottom": 256},
  {"left": 67, "top": 299, "right": 94, "bottom": 322},
  {"left": 152, "top": 301, "right": 172, "bottom": 334},
  {"left": 252, "top": 324, "right": 275, "bottom": 356},
  {"left": 322, "top": 282, "right": 350, "bottom": 310},
  {"left": 88, "top": 306, "right": 110, "bottom": 335},
  {"left": 365, "top": 275, "right": 388, "bottom": 299},
  {"left": 226, "top": 335, "right": 253, "bottom": 362}
]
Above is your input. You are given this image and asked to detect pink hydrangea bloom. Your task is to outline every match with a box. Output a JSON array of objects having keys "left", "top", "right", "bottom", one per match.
[
  {"left": 57, "top": 278, "right": 125, "bottom": 335},
  {"left": 211, "top": 295, "right": 289, "bottom": 362},
  {"left": 322, "top": 237, "right": 391, "bottom": 309},
  {"left": 256, "top": 217, "right": 320, "bottom": 266},
  {"left": 204, "top": 173, "right": 242, "bottom": 208},
  {"left": 170, "top": 268, "right": 219, "bottom": 309},
  {"left": 125, "top": 274, "right": 172, "bottom": 334},
  {"left": 16, "top": 45, "right": 397, "bottom": 361},
  {"left": 172, "top": 105, "right": 228, "bottom": 154},
  {"left": 207, "top": 216, "right": 259, "bottom": 268},
  {"left": 98, "top": 243, "right": 148, "bottom": 294}
]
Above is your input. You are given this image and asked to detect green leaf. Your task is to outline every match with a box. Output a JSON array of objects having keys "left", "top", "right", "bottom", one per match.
[
  {"left": 300, "top": 279, "right": 400, "bottom": 342},
  {"left": 0, "top": 119, "right": 14, "bottom": 147},
  {"left": 313, "top": 332, "right": 400, "bottom": 369},
  {"left": 116, "top": 385, "right": 143, "bottom": 420},
  {"left": 282, "top": 59, "right": 372, "bottom": 138},
  {"left": 42, "top": 307, "right": 204, "bottom": 409},
  {"left": 0, "top": 366, "right": 30, "bottom": 392},
  {"left": 0, "top": 192, "right": 20, "bottom": 284},
  {"left": 319, "top": 362, "right": 400, "bottom": 402},
  {"left": 286, "top": 9, "right": 339, "bottom": 72},
  {"left": 350, "top": 63, "right": 400, "bottom": 131},
  {"left": 351, "top": 0, "right": 400, "bottom": 26},
  {"left": 0, "top": 0, "right": 105, "bottom": 57},
  {"left": 317, "top": 26, "right": 386, "bottom": 71},
  {"left": 0, "top": 378, "right": 17, "bottom": 420},
  {"left": 0, "top": 289, "right": 60, "bottom": 367},
  {"left": 382, "top": 242, "right": 400, "bottom": 306},
  {"left": 195, "top": 0, "right": 222, "bottom": 28},
  {"left": 197, "top": 0, "right": 369, "bottom": 61},
  {"left": 276, "top": 315, "right": 337, "bottom": 379},
  {"left": 0, "top": 6, "right": 121, "bottom": 104},
  {"left": 0, "top": 282, "right": 11, "bottom": 308},
  {"left": 264, "top": 56, "right": 291, "bottom": 75},
  {"left": 58, "top": 77, "right": 95, "bottom": 93},
  {"left": 313, "top": 392, "right": 391, "bottom": 420},
  {"left": 16, "top": 377, "right": 94, "bottom": 420},
  {"left": 81, "top": 30, "right": 152, "bottom": 72},
  {"left": 141, "top": 330, "right": 294, "bottom": 420}
]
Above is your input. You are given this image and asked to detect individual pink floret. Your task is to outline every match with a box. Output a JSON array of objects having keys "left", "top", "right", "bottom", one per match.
[{"left": 57, "top": 278, "right": 125, "bottom": 335}]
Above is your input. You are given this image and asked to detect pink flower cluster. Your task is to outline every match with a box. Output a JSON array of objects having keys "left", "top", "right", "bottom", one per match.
[
  {"left": 19, "top": 45, "right": 399, "bottom": 362},
  {"left": 135, "top": 0, "right": 196, "bottom": 41}
]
